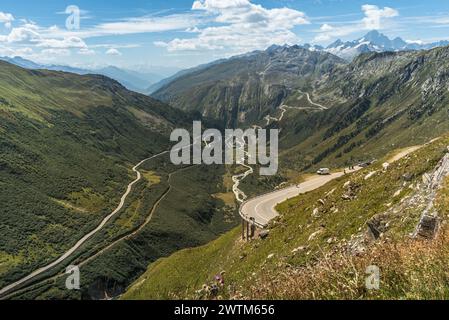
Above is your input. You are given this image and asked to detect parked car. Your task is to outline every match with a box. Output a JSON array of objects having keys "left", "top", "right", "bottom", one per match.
[
  {"left": 358, "top": 159, "right": 377, "bottom": 168},
  {"left": 317, "top": 168, "right": 331, "bottom": 175},
  {"left": 358, "top": 162, "right": 370, "bottom": 168}
]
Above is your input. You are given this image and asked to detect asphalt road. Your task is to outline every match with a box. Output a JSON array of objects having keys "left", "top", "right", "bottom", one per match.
[
  {"left": 240, "top": 169, "right": 358, "bottom": 227},
  {"left": 240, "top": 143, "right": 427, "bottom": 228}
]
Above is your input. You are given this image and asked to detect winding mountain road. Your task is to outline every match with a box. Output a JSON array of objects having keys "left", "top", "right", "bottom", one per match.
[
  {"left": 0, "top": 88, "right": 356, "bottom": 297},
  {"left": 0, "top": 133, "right": 211, "bottom": 298},
  {"left": 240, "top": 170, "right": 357, "bottom": 227},
  {"left": 234, "top": 90, "right": 329, "bottom": 209},
  {"left": 240, "top": 143, "right": 427, "bottom": 228},
  {"left": 264, "top": 91, "right": 327, "bottom": 125},
  {"left": 297, "top": 90, "right": 328, "bottom": 110}
]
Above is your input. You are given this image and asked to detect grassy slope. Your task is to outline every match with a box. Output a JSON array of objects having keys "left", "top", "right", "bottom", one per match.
[
  {"left": 0, "top": 61, "right": 193, "bottom": 290},
  {"left": 123, "top": 134, "right": 449, "bottom": 300},
  {"left": 8, "top": 158, "right": 281, "bottom": 299},
  {"left": 0, "top": 60, "right": 282, "bottom": 300}
]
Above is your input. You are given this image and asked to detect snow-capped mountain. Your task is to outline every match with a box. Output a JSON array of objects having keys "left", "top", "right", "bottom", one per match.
[{"left": 323, "top": 30, "right": 449, "bottom": 60}]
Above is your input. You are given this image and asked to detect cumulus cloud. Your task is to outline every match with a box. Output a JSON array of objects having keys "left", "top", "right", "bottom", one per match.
[
  {"left": 2, "top": 23, "right": 87, "bottom": 50},
  {"left": 0, "top": 45, "right": 33, "bottom": 57},
  {"left": 0, "top": 12, "right": 14, "bottom": 28},
  {"left": 313, "top": 4, "right": 399, "bottom": 43},
  {"left": 6, "top": 27, "right": 40, "bottom": 43},
  {"left": 0, "top": 20, "right": 97, "bottom": 64},
  {"left": 106, "top": 48, "right": 122, "bottom": 56},
  {"left": 78, "top": 48, "right": 96, "bottom": 55},
  {"left": 0, "top": 1, "right": 309, "bottom": 59},
  {"left": 157, "top": 0, "right": 309, "bottom": 53},
  {"left": 37, "top": 36, "right": 87, "bottom": 49},
  {"left": 362, "top": 4, "right": 398, "bottom": 30},
  {"left": 320, "top": 24, "right": 334, "bottom": 32},
  {"left": 0, "top": 21, "right": 89, "bottom": 60}
]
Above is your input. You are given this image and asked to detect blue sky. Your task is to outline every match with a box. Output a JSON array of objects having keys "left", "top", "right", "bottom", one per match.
[{"left": 0, "top": 0, "right": 449, "bottom": 70}]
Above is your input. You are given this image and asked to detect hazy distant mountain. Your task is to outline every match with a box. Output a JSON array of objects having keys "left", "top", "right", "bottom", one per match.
[
  {"left": 324, "top": 30, "right": 449, "bottom": 60},
  {"left": 95, "top": 66, "right": 164, "bottom": 93},
  {"left": 146, "top": 59, "right": 227, "bottom": 94},
  {"left": 0, "top": 56, "right": 175, "bottom": 93},
  {"left": 0, "top": 56, "right": 44, "bottom": 69}
]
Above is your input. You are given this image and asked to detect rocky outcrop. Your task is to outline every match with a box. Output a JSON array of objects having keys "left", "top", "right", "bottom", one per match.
[{"left": 414, "top": 151, "right": 449, "bottom": 239}]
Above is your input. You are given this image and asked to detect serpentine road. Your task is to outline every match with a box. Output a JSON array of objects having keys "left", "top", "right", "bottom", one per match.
[
  {"left": 240, "top": 143, "right": 426, "bottom": 227},
  {"left": 240, "top": 170, "right": 359, "bottom": 227},
  {"left": 297, "top": 90, "right": 328, "bottom": 110},
  {"left": 0, "top": 89, "right": 334, "bottom": 297}
]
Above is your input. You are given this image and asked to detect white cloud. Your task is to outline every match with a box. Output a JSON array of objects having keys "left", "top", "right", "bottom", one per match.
[
  {"left": 158, "top": 0, "right": 309, "bottom": 53},
  {"left": 41, "top": 48, "right": 71, "bottom": 56},
  {"left": 320, "top": 24, "right": 334, "bottom": 32},
  {"left": 37, "top": 36, "right": 87, "bottom": 49},
  {"left": 1, "top": 25, "right": 87, "bottom": 51},
  {"left": 185, "top": 26, "right": 201, "bottom": 33},
  {"left": 0, "top": 2, "right": 309, "bottom": 60},
  {"left": 0, "top": 12, "right": 14, "bottom": 28},
  {"left": 106, "top": 48, "right": 122, "bottom": 56},
  {"left": 6, "top": 27, "right": 40, "bottom": 43},
  {"left": 78, "top": 48, "right": 96, "bottom": 55},
  {"left": 47, "top": 14, "right": 200, "bottom": 39},
  {"left": 90, "top": 43, "right": 141, "bottom": 49},
  {"left": 0, "top": 45, "right": 33, "bottom": 57},
  {"left": 0, "top": 11, "right": 197, "bottom": 57},
  {"left": 16, "top": 47, "right": 33, "bottom": 55},
  {"left": 362, "top": 4, "right": 398, "bottom": 30},
  {"left": 154, "top": 41, "right": 169, "bottom": 48},
  {"left": 314, "top": 23, "right": 359, "bottom": 43},
  {"left": 313, "top": 4, "right": 399, "bottom": 43},
  {"left": 406, "top": 39, "right": 424, "bottom": 45}
]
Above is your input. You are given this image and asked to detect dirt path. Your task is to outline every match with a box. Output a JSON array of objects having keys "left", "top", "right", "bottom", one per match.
[{"left": 388, "top": 146, "right": 422, "bottom": 162}]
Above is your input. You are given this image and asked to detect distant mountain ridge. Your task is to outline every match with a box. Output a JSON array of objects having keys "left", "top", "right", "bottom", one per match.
[
  {"left": 152, "top": 45, "right": 345, "bottom": 127},
  {"left": 267, "top": 31, "right": 449, "bottom": 61},
  {"left": 146, "top": 58, "right": 228, "bottom": 94},
  {"left": 323, "top": 30, "right": 449, "bottom": 60},
  {"left": 0, "top": 56, "right": 178, "bottom": 93}
]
